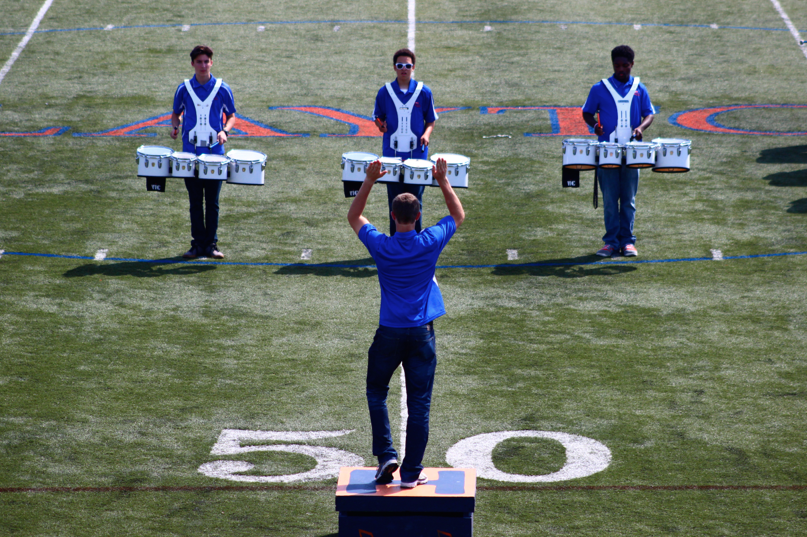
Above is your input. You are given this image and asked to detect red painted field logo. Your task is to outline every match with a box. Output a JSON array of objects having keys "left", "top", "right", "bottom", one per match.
[
  {"left": 669, "top": 104, "right": 807, "bottom": 135},
  {"left": 480, "top": 106, "right": 593, "bottom": 136}
]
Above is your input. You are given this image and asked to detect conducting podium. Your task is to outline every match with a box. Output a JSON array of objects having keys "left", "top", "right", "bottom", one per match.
[{"left": 335, "top": 467, "right": 476, "bottom": 537}]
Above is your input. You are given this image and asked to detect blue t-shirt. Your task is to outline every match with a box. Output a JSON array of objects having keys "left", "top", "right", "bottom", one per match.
[
  {"left": 582, "top": 75, "right": 654, "bottom": 143},
  {"left": 173, "top": 75, "right": 236, "bottom": 155},
  {"left": 373, "top": 79, "right": 438, "bottom": 159},
  {"left": 359, "top": 216, "right": 456, "bottom": 328}
]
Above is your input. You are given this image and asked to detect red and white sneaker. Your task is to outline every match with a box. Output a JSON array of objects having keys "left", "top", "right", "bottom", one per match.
[
  {"left": 622, "top": 244, "right": 638, "bottom": 257},
  {"left": 596, "top": 244, "right": 618, "bottom": 257}
]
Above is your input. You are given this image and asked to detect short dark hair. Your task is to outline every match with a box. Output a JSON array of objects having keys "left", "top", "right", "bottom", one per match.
[
  {"left": 190, "top": 45, "right": 214, "bottom": 61},
  {"left": 391, "top": 193, "right": 421, "bottom": 224},
  {"left": 393, "top": 48, "right": 416, "bottom": 66},
  {"left": 611, "top": 45, "right": 634, "bottom": 63}
]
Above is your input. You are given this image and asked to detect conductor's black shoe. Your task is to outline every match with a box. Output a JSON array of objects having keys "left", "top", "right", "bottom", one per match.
[
  {"left": 183, "top": 245, "right": 201, "bottom": 259},
  {"left": 375, "top": 459, "right": 399, "bottom": 484},
  {"left": 206, "top": 244, "right": 225, "bottom": 259}
]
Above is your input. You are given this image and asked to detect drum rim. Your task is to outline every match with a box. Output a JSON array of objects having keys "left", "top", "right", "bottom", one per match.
[
  {"left": 651, "top": 138, "right": 692, "bottom": 145},
  {"left": 342, "top": 151, "right": 378, "bottom": 161},
  {"left": 402, "top": 158, "right": 433, "bottom": 168},
  {"left": 137, "top": 145, "right": 173, "bottom": 157},
  {"left": 198, "top": 154, "right": 231, "bottom": 164},
  {"left": 170, "top": 152, "right": 197, "bottom": 161},
  {"left": 227, "top": 149, "right": 267, "bottom": 162},
  {"left": 430, "top": 153, "right": 470, "bottom": 165}
]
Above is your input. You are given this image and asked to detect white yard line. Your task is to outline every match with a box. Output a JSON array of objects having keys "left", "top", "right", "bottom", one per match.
[
  {"left": 399, "top": 369, "right": 408, "bottom": 462},
  {"left": 398, "top": 0, "right": 417, "bottom": 462},
  {"left": 0, "top": 0, "right": 55, "bottom": 87},
  {"left": 768, "top": 0, "right": 807, "bottom": 60},
  {"left": 408, "top": 0, "right": 416, "bottom": 51}
]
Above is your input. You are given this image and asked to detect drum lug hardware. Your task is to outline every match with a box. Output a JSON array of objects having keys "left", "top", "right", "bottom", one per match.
[
  {"left": 350, "top": 164, "right": 355, "bottom": 173},
  {"left": 341, "top": 161, "right": 345, "bottom": 170},
  {"left": 572, "top": 147, "right": 577, "bottom": 155},
  {"left": 249, "top": 164, "right": 254, "bottom": 174}
]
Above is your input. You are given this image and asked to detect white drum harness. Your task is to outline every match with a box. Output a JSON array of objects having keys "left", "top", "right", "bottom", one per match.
[
  {"left": 601, "top": 77, "right": 641, "bottom": 145},
  {"left": 384, "top": 81, "right": 424, "bottom": 154},
  {"left": 183, "top": 78, "right": 223, "bottom": 148}
]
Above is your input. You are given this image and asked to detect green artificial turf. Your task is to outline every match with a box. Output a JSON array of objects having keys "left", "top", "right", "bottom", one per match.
[{"left": 1, "top": 1, "right": 806, "bottom": 535}]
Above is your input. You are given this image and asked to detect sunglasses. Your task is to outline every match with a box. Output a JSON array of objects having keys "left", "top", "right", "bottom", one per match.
[{"left": 395, "top": 63, "right": 414, "bottom": 69}]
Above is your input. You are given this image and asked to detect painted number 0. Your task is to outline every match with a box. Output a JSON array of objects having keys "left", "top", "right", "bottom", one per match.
[{"left": 446, "top": 431, "right": 611, "bottom": 482}]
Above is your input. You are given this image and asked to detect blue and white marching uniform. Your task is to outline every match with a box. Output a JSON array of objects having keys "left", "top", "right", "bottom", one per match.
[
  {"left": 373, "top": 79, "right": 438, "bottom": 234},
  {"left": 173, "top": 75, "right": 236, "bottom": 156}
]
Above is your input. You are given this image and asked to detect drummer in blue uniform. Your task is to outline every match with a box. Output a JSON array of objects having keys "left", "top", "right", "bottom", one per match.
[
  {"left": 582, "top": 45, "right": 654, "bottom": 258},
  {"left": 171, "top": 45, "right": 237, "bottom": 259},
  {"left": 373, "top": 48, "right": 438, "bottom": 235}
]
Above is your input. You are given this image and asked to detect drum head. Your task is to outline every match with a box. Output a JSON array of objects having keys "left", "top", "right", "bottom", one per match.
[
  {"left": 227, "top": 149, "right": 266, "bottom": 163},
  {"left": 171, "top": 151, "right": 196, "bottom": 160},
  {"left": 403, "top": 158, "right": 432, "bottom": 170},
  {"left": 137, "top": 145, "right": 173, "bottom": 157},
  {"left": 378, "top": 157, "right": 402, "bottom": 165},
  {"left": 198, "top": 154, "right": 229, "bottom": 164},
  {"left": 342, "top": 151, "right": 378, "bottom": 162},
  {"left": 652, "top": 138, "right": 690, "bottom": 146},
  {"left": 430, "top": 153, "right": 470, "bottom": 165}
]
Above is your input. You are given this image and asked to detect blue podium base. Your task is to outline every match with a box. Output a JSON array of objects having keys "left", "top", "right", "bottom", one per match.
[{"left": 335, "top": 467, "right": 476, "bottom": 537}]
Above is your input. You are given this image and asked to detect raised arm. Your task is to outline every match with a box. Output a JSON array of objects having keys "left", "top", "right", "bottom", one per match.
[
  {"left": 432, "top": 158, "right": 465, "bottom": 228},
  {"left": 347, "top": 160, "right": 388, "bottom": 235}
]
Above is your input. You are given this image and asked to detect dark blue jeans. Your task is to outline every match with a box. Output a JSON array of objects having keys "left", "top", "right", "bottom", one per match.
[
  {"left": 366, "top": 323, "right": 436, "bottom": 483},
  {"left": 184, "top": 178, "right": 222, "bottom": 248},
  {"left": 386, "top": 182, "right": 425, "bottom": 235}
]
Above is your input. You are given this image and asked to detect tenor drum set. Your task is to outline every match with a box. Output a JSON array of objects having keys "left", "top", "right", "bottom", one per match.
[
  {"left": 562, "top": 138, "right": 692, "bottom": 173},
  {"left": 136, "top": 145, "right": 268, "bottom": 189},
  {"left": 340, "top": 151, "right": 470, "bottom": 188}
]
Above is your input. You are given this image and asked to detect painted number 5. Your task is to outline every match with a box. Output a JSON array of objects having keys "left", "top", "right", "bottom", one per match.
[{"left": 197, "top": 429, "right": 364, "bottom": 483}]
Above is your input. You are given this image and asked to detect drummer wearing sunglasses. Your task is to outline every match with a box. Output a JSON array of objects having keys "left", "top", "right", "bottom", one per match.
[{"left": 373, "top": 49, "right": 439, "bottom": 235}]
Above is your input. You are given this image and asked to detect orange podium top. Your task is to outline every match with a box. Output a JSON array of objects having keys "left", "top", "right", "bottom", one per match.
[{"left": 335, "top": 467, "right": 476, "bottom": 513}]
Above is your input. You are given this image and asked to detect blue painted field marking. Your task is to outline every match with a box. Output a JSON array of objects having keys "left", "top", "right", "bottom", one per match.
[
  {"left": 3, "top": 250, "right": 807, "bottom": 269},
  {"left": 346, "top": 469, "right": 466, "bottom": 494},
  {"left": 1, "top": 19, "right": 804, "bottom": 37}
]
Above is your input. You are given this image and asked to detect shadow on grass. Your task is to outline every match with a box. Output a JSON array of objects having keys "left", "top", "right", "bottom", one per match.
[
  {"left": 63, "top": 259, "right": 217, "bottom": 278},
  {"left": 757, "top": 144, "right": 807, "bottom": 165},
  {"left": 274, "top": 258, "right": 377, "bottom": 278},
  {"left": 788, "top": 199, "right": 807, "bottom": 214},
  {"left": 491, "top": 255, "right": 638, "bottom": 278},
  {"left": 763, "top": 168, "right": 807, "bottom": 187}
]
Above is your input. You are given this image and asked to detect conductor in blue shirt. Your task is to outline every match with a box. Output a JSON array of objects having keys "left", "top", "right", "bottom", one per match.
[
  {"left": 582, "top": 45, "right": 654, "bottom": 258},
  {"left": 373, "top": 48, "right": 438, "bottom": 235},
  {"left": 348, "top": 157, "right": 464, "bottom": 488}
]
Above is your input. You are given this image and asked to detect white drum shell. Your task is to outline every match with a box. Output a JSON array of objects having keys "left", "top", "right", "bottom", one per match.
[
  {"left": 227, "top": 150, "right": 267, "bottom": 185},
  {"left": 597, "top": 143, "right": 623, "bottom": 169},
  {"left": 377, "top": 157, "right": 402, "bottom": 183},
  {"left": 430, "top": 153, "right": 470, "bottom": 188},
  {"left": 136, "top": 145, "right": 173, "bottom": 178},
  {"left": 402, "top": 159, "right": 434, "bottom": 186},
  {"left": 197, "top": 154, "right": 231, "bottom": 180},
  {"left": 341, "top": 152, "right": 378, "bottom": 182},
  {"left": 562, "top": 139, "right": 598, "bottom": 170},
  {"left": 652, "top": 138, "right": 691, "bottom": 173},
  {"left": 169, "top": 152, "right": 197, "bottom": 178},
  {"left": 625, "top": 142, "right": 658, "bottom": 169}
]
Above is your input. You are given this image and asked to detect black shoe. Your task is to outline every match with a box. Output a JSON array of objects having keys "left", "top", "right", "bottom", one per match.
[
  {"left": 375, "top": 459, "right": 399, "bottom": 485},
  {"left": 182, "top": 245, "right": 201, "bottom": 259},
  {"left": 206, "top": 244, "right": 224, "bottom": 259}
]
